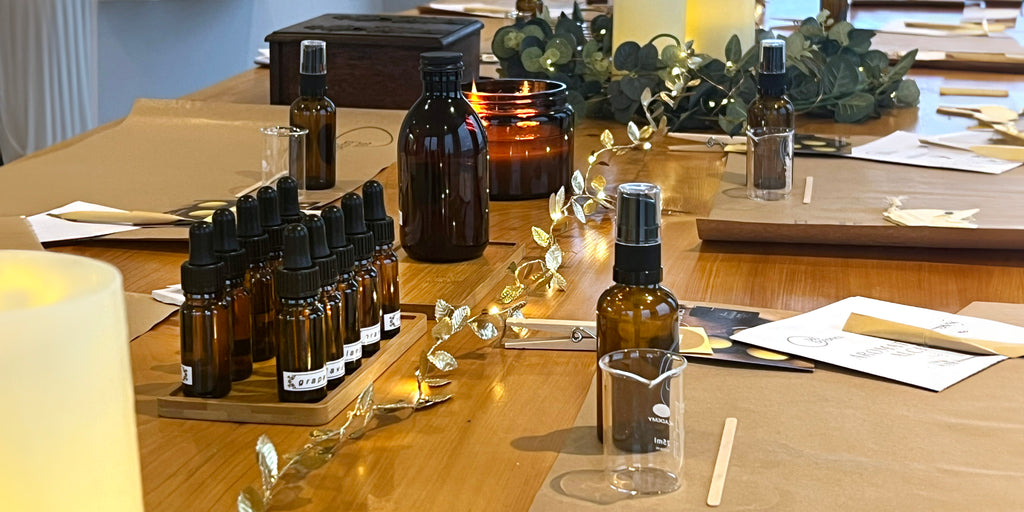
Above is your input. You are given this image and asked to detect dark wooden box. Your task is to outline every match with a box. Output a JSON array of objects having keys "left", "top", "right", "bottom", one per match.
[{"left": 266, "top": 14, "right": 483, "bottom": 110}]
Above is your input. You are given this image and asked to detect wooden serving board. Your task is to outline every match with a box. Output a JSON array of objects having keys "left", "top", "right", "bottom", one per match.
[{"left": 156, "top": 312, "right": 427, "bottom": 426}]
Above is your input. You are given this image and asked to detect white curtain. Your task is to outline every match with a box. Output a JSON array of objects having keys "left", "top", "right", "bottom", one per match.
[{"left": 0, "top": 0, "right": 98, "bottom": 163}]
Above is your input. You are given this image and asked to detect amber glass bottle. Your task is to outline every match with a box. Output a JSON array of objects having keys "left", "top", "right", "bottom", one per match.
[
  {"left": 342, "top": 192, "right": 381, "bottom": 357},
  {"left": 398, "top": 51, "right": 489, "bottom": 262},
  {"left": 362, "top": 180, "right": 401, "bottom": 339},
  {"left": 596, "top": 183, "right": 679, "bottom": 445},
  {"left": 236, "top": 195, "right": 277, "bottom": 362},
  {"left": 276, "top": 224, "right": 328, "bottom": 403},
  {"left": 258, "top": 186, "right": 285, "bottom": 271},
  {"left": 746, "top": 39, "right": 795, "bottom": 201},
  {"left": 290, "top": 40, "right": 336, "bottom": 190},
  {"left": 303, "top": 214, "right": 345, "bottom": 389},
  {"left": 180, "top": 221, "right": 232, "bottom": 398},
  {"left": 322, "top": 205, "right": 362, "bottom": 375},
  {"left": 277, "top": 175, "right": 303, "bottom": 225},
  {"left": 212, "top": 208, "right": 252, "bottom": 381}
]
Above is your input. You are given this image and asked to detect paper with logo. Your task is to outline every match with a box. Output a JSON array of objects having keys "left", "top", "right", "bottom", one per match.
[{"left": 730, "top": 297, "right": 1007, "bottom": 391}]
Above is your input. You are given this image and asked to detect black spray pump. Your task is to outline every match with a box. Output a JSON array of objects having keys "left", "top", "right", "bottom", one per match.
[
  {"left": 212, "top": 209, "right": 247, "bottom": 283},
  {"left": 341, "top": 193, "right": 375, "bottom": 262},
  {"left": 258, "top": 186, "right": 285, "bottom": 258},
  {"left": 276, "top": 225, "right": 321, "bottom": 299},
  {"left": 303, "top": 215, "right": 339, "bottom": 288},
  {"left": 321, "top": 205, "right": 355, "bottom": 273},
  {"left": 612, "top": 183, "right": 663, "bottom": 286},
  {"left": 182, "top": 221, "right": 224, "bottom": 294},
  {"left": 277, "top": 176, "right": 303, "bottom": 225},
  {"left": 362, "top": 180, "right": 394, "bottom": 246}
]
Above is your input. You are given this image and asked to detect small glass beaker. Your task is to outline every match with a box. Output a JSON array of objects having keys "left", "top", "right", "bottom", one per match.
[
  {"left": 600, "top": 348, "right": 686, "bottom": 495},
  {"left": 260, "top": 126, "right": 307, "bottom": 197}
]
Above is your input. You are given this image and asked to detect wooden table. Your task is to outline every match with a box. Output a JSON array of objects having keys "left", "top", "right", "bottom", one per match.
[{"left": 44, "top": 4, "right": 1024, "bottom": 511}]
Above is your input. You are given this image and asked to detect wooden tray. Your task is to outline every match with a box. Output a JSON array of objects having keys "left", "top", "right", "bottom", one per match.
[
  {"left": 156, "top": 312, "right": 427, "bottom": 426},
  {"left": 398, "top": 241, "right": 524, "bottom": 318}
]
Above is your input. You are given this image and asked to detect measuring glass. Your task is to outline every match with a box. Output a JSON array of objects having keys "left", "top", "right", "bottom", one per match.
[{"left": 260, "top": 126, "right": 307, "bottom": 198}]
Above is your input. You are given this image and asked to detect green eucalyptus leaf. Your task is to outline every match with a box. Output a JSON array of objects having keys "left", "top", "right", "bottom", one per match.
[
  {"left": 895, "top": 79, "right": 920, "bottom": 106},
  {"left": 521, "top": 46, "right": 546, "bottom": 72},
  {"left": 785, "top": 32, "right": 806, "bottom": 61},
  {"left": 834, "top": 92, "right": 876, "bottom": 123},
  {"left": 846, "top": 29, "right": 875, "bottom": 54},
  {"left": 718, "top": 100, "right": 748, "bottom": 135},
  {"left": 861, "top": 50, "right": 888, "bottom": 71},
  {"left": 493, "top": 26, "right": 522, "bottom": 59},
  {"left": 546, "top": 36, "right": 575, "bottom": 64},
  {"left": 555, "top": 17, "right": 585, "bottom": 48},
  {"left": 725, "top": 35, "right": 742, "bottom": 64},
  {"left": 823, "top": 55, "right": 860, "bottom": 96},
  {"left": 520, "top": 35, "right": 545, "bottom": 51},
  {"left": 638, "top": 43, "right": 659, "bottom": 71},
  {"left": 828, "top": 21, "right": 854, "bottom": 45},
  {"left": 573, "top": 1, "right": 584, "bottom": 22},
  {"left": 887, "top": 49, "right": 917, "bottom": 80},
  {"left": 619, "top": 76, "right": 645, "bottom": 100},
  {"left": 525, "top": 17, "right": 553, "bottom": 38},
  {"left": 613, "top": 41, "right": 641, "bottom": 71},
  {"left": 798, "top": 17, "right": 826, "bottom": 40}
]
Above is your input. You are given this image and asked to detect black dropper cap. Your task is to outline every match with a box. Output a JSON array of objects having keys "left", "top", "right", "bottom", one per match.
[
  {"left": 257, "top": 186, "right": 285, "bottom": 255},
  {"left": 277, "top": 176, "right": 303, "bottom": 225},
  {"left": 612, "top": 183, "right": 663, "bottom": 286},
  {"left": 362, "top": 180, "right": 394, "bottom": 247},
  {"left": 275, "top": 224, "right": 321, "bottom": 299},
  {"left": 341, "top": 192, "right": 375, "bottom": 262},
  {"left": 302, "top": 215, "right": 339, "bottom": 288},
  {"left": 757, "top": 39, "right": 787, "bottom": 96},
  {"left": 212, "top": 208, "right": 247, "bottom": 282},
  {"left": 181, "top": 221, "right": 224, "bottom": 294},
  {"left": 235, "top": 195, "right": 269, "bottom": 265},
  {"left": 321, "top": 205, "right": 355, "bottom": 273}
]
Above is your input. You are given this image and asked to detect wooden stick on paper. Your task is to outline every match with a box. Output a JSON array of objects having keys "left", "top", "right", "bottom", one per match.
[
  {"left": 803, "top": 177, "right": 814, "bottom": 204},
  {"left": 707, "top": 417, "right": 738, "bottom": 507},
  {"left": 939, "top": 87, "right": 1009, "bottom": 98}
]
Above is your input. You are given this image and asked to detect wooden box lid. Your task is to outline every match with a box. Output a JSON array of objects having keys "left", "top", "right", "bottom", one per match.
[{"left": 265, "top": 13, "right": 484, "bottom": 48}]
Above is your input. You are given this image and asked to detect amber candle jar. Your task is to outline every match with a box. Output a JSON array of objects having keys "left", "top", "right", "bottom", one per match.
[{"left": 466, "top": 79, "right": 574, "bottom": 201}]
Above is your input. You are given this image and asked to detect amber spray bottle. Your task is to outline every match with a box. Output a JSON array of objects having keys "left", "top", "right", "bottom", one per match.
[
  {"left": 236, "top": 195, "right": 277, "bottom": 362},
  {"left": 212, "top": 208, "right": 253, "bottom": 381},
  {"left": 303, "top": 214, "right": 345, "bottom": 389},
  {"left": 746, "top": 39, "right": 795, "bottom": 201},
  {"left": 258, "top": 186, "right": 286, "bottom": 270},
  {"left": 275, "top": 224, "right": 328, "bottom": 402},
  {"left": 278, "top": 176, "right": 303, "bottom": 225},
  {"left": 290, "top": 39, "right": 336, "bottom": 191},
  {"left": 180, "top": 221, "right": 233, "bottom": 398},
  {"left": 596, "top": 183, "right": 679, "bottom": 445},
  {"left": 362, "top": 180, "right": 400, "bottom": 339},
  {"left": 321, "top": 205, "right": 362, "bottom": 375},
  {"left": 342, "top": 192, "right": 381, "bottom": 358}
]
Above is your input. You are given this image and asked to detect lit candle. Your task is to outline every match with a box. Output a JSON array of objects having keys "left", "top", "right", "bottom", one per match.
[
  {"left": 686, "top": 0, "right": 756, "bottom": 61},
  {"left": 613, "top": 0, "right": 687, "bottom": 54}
]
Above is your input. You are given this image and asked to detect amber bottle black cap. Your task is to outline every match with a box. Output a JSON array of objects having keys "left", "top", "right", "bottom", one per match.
[
  {"left": 613, "top": 183, "right": 662, "bottom": 285},
  {"left": 362, "top": 180, "right": 394, "bottom": 246},
  {"left": 257, "top": 186, "right": 285, "bottom": 253},
  {"left": 302, "top": 214, "right": 339, "bottom": 287},
  {"left": 212, "top": 208, "right": 246, "bottom": 282},
  {"left": 341, "top": 192, "right": 375, "bottom": 261},
  {"left": 321, "top": 205, "right": 355, "bottom": 272},
  {"left": 277, "top": 176, "right": 303, "bottom": 225},
  {"left": 182, "top": 221, "right": 225, "bottom": 294},
  {"left": 275, "top": 224, "right": 321, "bottom": 299},
  {"left": 421, "top": 51, "right": 464, "bottom": 70},
  {"left": 235, "top": 194, "right": 269, "bottom": 265}
]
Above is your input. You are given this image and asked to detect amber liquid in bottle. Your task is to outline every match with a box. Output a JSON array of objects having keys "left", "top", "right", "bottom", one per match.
[
  {"left": 398, "top": 51, "right": 489, "bottom": 262},
  {"left": 236, "top": 194, "right": 277, "bottom": 363},
  {"left": 181, "top": 292, "right": 233, "bottom": 398},
  {"left": 226, "top": 280, "right": 253, "bottom": 381},
  {"left": 277, "top": 296, "right": 328, "bottom": 402},
  {"left": 303, "top": 214, "right": 345, "bottom": 390},
  {"left": 290, "top": 40, "right": 336, "bottom": 190},
  {"left": 339, "top": 269, "right": 362, "bottom": 373},
  {"left": 354, "top": 259, "right": 381, "bottom": 356},
  {"left": 374, "top": 246, "right": 401, "bottom": 339}
]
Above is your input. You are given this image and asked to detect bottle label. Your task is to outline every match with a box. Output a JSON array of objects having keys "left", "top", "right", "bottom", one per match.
[
  {"left": 282, "top": 368, "right": 327, "bottom": 392},
  {"left": 360, "top": 324, "right": 381, "bottom": 346},
  {"left": 181, "top": 364, "right": 193, "bottom": 385},
  {"left": 383, "top": 310, "right": 402, "bottom": 331},
  {"left": 326, "top": 359, "right": 345, "bottom": 379},
  {"left": 344, "top": 342, "right": 362, "bottom": 362}
]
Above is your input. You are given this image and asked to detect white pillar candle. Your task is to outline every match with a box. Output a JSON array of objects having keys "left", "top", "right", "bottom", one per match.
[
  {"left": 613, "top": 0, "right": 687, "bottom": 55},
  {"left": 686, "top": 0, "right": 756, "bottom": 61},
  {"left": 0, "top": 251, "right": 143, "bottom": 511}
]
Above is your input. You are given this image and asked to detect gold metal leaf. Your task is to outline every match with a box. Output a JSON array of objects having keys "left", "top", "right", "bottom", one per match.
[
  {"left": 499, "top": 283, "right": 526, "bottom": 304},
  {"left": 417, "top": 349, "right": 429, "bottom": 383},
  {"left": 571, "top": 170, "right": 585, "bottom": 195},
  {"left": 417, "top": 393, "right": 454, "bottom": 409},
  {"left": 256, "top": 435, "right": 278, "bottom": 492},
  {"left": 555, "top": 186, "right": 566, "bottom": 213},
  {"left": 582, "top": 199, "right": 597, "bottom": 215},
  {"left": 507, "top": 261, "right": 519, "bottom": 275},
  {"left": 309, "top": 429, "right": 335, "bottom": 441},
  {"left": 590, "top": 174, "right": 606, "bottom": 193},
  {"left": 600, "top": 129, "right": 614, "bottom": 148},
  {"left": 238, "top": 486, "right": 265, "bottom": 512},
  {"left": 531, "top": 226, "right": 551, "bottom": 247},
  {"left": 354, "top": 383, "right": 375, "bottom": 424},
  {"left": 639, "top": 125, "right": 654, "bottom": 140},
  {"left": 428, "top": 349, "right": 458, "bottom": 372},
  {"left": 627, "top": 121, "right": 640, "bottom": 144},
  {"left": 548, "top": 190, "right": 561, "bottom": 221},
  {"left": 431, "top": 317, "right": 453, "bottom": 341},
  {"left": 571, "top": 198, "right": 586, "bottom": 223},
  {"left": 545, "top": 243, "right": 563, "bottom": 271},
  {"left": 640, "top": 87, "right": 653, "bottom": 107},
  {"left": 424, "top": 378, "right": 452, "bottom": 387},
  {"left": 295, "top": 450, "right": 333, "bottom": 471},
  {"left": 469, "top": 317, "right": 500, "bottom": 340},
  {"left": 451, "top": 305, "right": 471, "bottom": 332},
  {"left": 434, "top": 299, "right": 454, "bottom": 321},
  {"left": 551, "top": 272, "right": 567, "bottom": 291}
]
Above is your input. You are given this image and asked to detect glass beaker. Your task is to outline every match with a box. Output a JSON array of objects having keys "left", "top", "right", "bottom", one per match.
[
  {"left": 260, "top": 126, "right": 307, "bottom": 198},
  {"left": 600, "top": 348, "right": 686, "bottom": 495}
]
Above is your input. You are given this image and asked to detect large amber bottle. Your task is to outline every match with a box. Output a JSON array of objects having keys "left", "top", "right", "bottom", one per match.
[
  {"left": 398, "top": 51, "right": 489, "bottom": 262},
  {"left": 596, "top": 183, "right": 679, "bottom": 444},
  {"left": 289, "top": 40, "right": 336, "bottom": 190}
]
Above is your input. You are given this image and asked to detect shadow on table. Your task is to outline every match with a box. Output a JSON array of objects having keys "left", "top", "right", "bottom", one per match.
[{"left": 511, "top": 426, "right": 601, "bottom": 455}]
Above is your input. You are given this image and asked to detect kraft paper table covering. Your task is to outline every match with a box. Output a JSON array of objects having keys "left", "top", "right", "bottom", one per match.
[
  {"left": 529, "top": 302, "right": 1024, "bottom": 511},
  {"left": 0, "top": 98, "right": 405, "bottom": 241},
  {"left": 0, "top": 216, "right": 44, "bottom": 250}
]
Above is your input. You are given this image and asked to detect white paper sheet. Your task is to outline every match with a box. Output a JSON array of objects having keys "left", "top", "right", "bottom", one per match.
[
  {"left": 731, "top": 297, "right": 1008, "bottom": 391},
  {"left": 27, "top": 201, "right": 140, "bottom": 243},
  {"left": 152, "top": 284, "right": 184, "bottom": 306},
  {"left": 850, "top": 131, "right": 1022, "bottom": 174}
]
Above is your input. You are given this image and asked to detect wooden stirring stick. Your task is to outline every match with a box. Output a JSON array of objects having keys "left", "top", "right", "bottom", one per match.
[{"left": 707, "top": 417, "right": 738, "bottom": 507}]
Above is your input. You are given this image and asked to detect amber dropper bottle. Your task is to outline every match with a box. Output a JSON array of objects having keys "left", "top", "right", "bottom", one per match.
[
  {"left": 236, "top": 195, "right": 277, "bottom": 362},
  {"left": 212, "top": 208, "right": 253, "bottom": 381},
  {"left": 180, "top": 221, "right": 232, "bottom": 398},
  {"left": 362, "top": 180, "right": 401, "bottom": 340},
  {"left": 342, "top": 192, "right": 381, "bottom": 358},
  {"left": 275, "top": 224, "right": 328, "bottom": 402},
  {"left": 322, "top": 205, "right": 362, "bottom": 375},
  {"left": 302, "top": 214, "right": 345, "bottom": 389},
  {"left": 278, "top": 176, "right": 303, "bottom": 225},
  {"left": 258, "top": 186, "right": 286, "bottom": 271},
  {"left": 596, "top": 183, "right": 679, "bottom": 446}
]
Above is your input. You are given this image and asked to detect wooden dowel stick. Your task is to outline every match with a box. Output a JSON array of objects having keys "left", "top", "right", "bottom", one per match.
[
  {"left": 707, "top": 417, "right": 738, "bottom": 507},
  {"left": 939, "top": 87, "right": 1009, "bottom": 97},
  {"left": 803, "top": 177, "right": 814, "bottom": 205}
]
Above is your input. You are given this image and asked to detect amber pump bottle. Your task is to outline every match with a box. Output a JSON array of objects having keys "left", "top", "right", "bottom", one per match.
[
  {"left": 180, "top": 221, "right": 232, "bottom": 398},
  {"left": 596, "top": 183, "right": 680, "bottom": 446},
  {"left": 321, "top": 205, "right": 362, "bottom": 375},
  {"left": 746, "top": 39, "right": 795, "bottom": 201},
  {"left": 290, "top": 39, "right": 336, "bottom": 190},
  {"left": 236, "top": 195, "right": 277, "bottom": 362},
  {"left": 398, "top": 51, "right": 489, "bottom": 262},
  {"left": 362, "top": 180, "right": 401, "bottom": 339},
  {"left": 302, "top": 214, "right": 345, "bottom": 389},
  {"left": 342, "top": 192, "right": 381, "bottom": 358},
  {"left": 258, "top": 186, "right": 285, "bottom": 270},
  {"left": 275, "top": 224, "right": 328, "bottom": 402},
  {"left": 278, "top": 176, "right": 303, "bottom": 225},
  {"left": 212, "top": 208, "right": 253, "bottom": 381}
]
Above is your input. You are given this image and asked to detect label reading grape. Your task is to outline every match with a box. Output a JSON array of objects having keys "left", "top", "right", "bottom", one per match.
[
  {"left": 383, "top": 310, "right": 402, "bottom": 331},
  {"left": 282, "top": 368, "right": 327, "bottom": 391},
  {"left": 360, "top": 324, "right": 381, "bottom": 346},
  {"left": 343, "top": 342, "right": 362, "bottom": 362},
  {"left": 181, "top": 364, "right": 193, "bottom": 385},
  {"left": 326, "top": 359, "right": 345, "bottom": 379}
]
